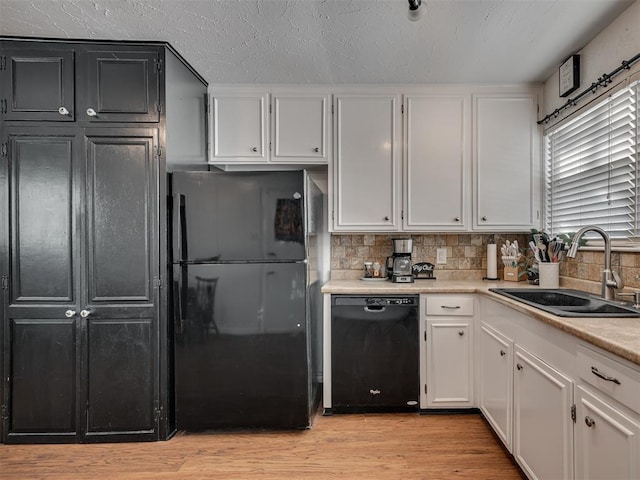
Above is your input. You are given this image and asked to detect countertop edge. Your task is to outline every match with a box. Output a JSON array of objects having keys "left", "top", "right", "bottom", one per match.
[{"left": 321, "top": 280, "right": 640, "bottom": 366}]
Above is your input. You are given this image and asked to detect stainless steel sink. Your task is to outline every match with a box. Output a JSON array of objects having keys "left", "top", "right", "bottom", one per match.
[{"left": 489, "top": 288, "right": 640, "bottom": 317}]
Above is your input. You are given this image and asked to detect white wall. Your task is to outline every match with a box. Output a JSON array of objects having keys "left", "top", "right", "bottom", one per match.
[{"left": 543, "top": 0, "right": 640, "bottom": 119}]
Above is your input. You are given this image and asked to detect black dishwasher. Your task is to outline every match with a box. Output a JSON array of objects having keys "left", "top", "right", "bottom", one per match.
[{"left": 330, "top": 295, "right": 419, "bottom": 413}]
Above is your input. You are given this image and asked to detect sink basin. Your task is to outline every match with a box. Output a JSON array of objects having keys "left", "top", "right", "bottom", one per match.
[{"left": 489, "top": 288, "right": 640, "bottom": 317}]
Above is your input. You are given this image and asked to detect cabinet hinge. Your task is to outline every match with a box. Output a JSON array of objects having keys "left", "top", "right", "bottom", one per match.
[
  {"left": 0, "top": 142, "right": 7, "bottom": 158},
  {"left": 154, "top": 404, "right": 162, "bottom": 420},
  {"left": 331, "top": 104, "right": 334, "bottom": 115},
  {"left": 0, "top": 56, "right": 6, "bottom": 71},
  {"left": 424, "top": 384, "right": 427, "bottom": 394},
  {"left": 1, "top": 404, "right": 7, "bottom": 420},
  {"left": 401, "top": 210, "right": 404, "bottom": 220},
  {"left": 0, "top": 98, "right": 6, "bottom": 115},
  {"left": 1, "top": 275, "right": 7, "bottom": 290},
  {"left": 424, "top": 331, "right": 427, "bottom": 341},
  {"left": 156, "top": 146, "right": 162, "bottom": 158},
  {"left": 157, "top": 102, "right": 162, "bottom": 114},
  {"left": 571, "top": 404, "right": 576, "bottom": 423},
  {"left": 401, "top": 104, "right": 404, "bottom": 114},
  {"left": 153, "top": 276, "right": 162, "bottom": 289},
  {"left": 269, "top": 103, "right": 272, "bottom": 114},
  {"left": 156, "top": 59, "right": 163, "bottom": 73},
  {"left": 269, "top": 142, "right": 272, "bottom": 152}
]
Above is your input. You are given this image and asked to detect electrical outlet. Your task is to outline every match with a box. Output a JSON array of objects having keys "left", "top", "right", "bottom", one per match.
[{"left": 436, "top": 248, "right": 447, "bottom": 264}]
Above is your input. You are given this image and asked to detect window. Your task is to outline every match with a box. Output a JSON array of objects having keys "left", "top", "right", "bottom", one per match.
[{"left": 544, "top": 81, "right": 638, "bottom": 239}]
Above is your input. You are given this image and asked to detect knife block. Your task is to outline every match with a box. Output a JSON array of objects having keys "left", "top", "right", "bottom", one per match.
[{"left": 503, "top": 266, "right": 521, "bottom": 282}]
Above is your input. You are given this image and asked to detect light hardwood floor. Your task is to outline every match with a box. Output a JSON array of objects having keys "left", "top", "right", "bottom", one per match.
[{"left": 0, "top": 413, "right": 525, "bottom": 480}]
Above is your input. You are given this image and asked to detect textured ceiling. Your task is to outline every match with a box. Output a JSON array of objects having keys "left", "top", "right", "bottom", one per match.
[{"left": 0, "top": 0, "right": 635, "bottom": 85}]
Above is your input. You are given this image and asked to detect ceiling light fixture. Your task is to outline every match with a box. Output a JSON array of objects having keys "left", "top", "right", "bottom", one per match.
[{"left": 408, "top": 0, "right": 424, "bottom": 22}]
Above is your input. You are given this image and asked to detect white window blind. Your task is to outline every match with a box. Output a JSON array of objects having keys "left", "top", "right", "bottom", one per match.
[{"left": 545, "top": 82, "right": 638, "bottom": 239}]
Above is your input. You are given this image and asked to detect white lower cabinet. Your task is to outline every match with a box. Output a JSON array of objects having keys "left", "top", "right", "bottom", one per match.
[
  {"left": 574, "top": 344, "right": 640, "bottom": 480},
  {"left": 427, "top": 321, "right": 473, "bottom": 407},
  {"left": 479, "top": 322, "right": 513, "bottom": 451},
  {"left": 575, "top": 385, "right": 640, "bottom": 480},
  {"left": 513, "top": 345, "right": 574, "bottom": 480},
  {"left": 422, "top": 295, "right": 474, "bottom": 408}
]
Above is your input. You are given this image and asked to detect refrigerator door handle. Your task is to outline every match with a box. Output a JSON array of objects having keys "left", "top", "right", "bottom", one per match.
[
  {"left": 172, "top": 193, "right": 187, "bottom": 262},
  {"left": 174, "top": 264, "right": 188, "bottom": 334}
]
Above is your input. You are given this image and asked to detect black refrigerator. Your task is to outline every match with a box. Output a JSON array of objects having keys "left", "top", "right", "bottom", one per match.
[{"left": 169, "top": 170, "right": 322, "bottom": 430}]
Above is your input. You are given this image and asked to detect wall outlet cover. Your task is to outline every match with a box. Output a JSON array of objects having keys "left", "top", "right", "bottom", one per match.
[{"left": 436, "top": 248, "right": 447, "bottom": 264}]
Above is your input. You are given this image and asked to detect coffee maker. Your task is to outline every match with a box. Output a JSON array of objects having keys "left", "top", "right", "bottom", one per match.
[{"left": 386, "top": 238, "right": 414, "bottom": 283}]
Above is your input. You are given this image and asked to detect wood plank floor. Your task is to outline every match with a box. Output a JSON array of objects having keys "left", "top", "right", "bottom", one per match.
[{"left": 0, "top": 413, "right": 525, "bottom": 480}]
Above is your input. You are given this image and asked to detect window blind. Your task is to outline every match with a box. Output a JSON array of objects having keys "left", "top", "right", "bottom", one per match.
[{"left": 545, "top": 82, "right": 638, "bottom": 239}]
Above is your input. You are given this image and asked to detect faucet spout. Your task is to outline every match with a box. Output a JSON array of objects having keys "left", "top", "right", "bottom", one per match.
[{"left": 566, "top": 226, "right": 623, "bottom": 300}]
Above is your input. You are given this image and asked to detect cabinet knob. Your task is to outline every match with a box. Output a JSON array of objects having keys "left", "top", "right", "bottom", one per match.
[
  {"left": 384, "top": 216, "right": 390, "bottom": 221},
  {"left": 482, "top": 216, "right": 488, "bottom": 221},
  {"left": 516, "top": 363, "right": 523, "bottom": 371},
  {"left": 584, "top": 416, "right": 596, "bottom": 428},
  {"left": 251, "top": 147, "right": 258, "bottom": 152},
  {"left": 58, "top": 106, "right": 70, "bottom": 116},
  {"left": 65, "top": 309, "right": 77, "bottom": 318},
  {"left": 454, "top": 217, "right": 460, "bottom": 222},
  {"left": 458, "top": 330, "right": 465, "bottom": 336},
  {"left": 499, "top": 350, "right": 506, "bottom": 357},
  {"left": 314, "top": 147, "right": 320, "bottom": 153},
  {"left": 80, "top": 309, "right": 92, "bottom": 318},
  {"left": 86, "top": 108, "right": 97, "bottom": 117}
]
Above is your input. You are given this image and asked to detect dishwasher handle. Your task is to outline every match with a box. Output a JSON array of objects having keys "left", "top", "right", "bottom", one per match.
[{"left": 364, "top": 305, "right": 387, "bottom": 313}]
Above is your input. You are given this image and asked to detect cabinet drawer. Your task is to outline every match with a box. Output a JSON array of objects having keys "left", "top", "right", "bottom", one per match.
[
  {"left": 577, "top": 344, "right": 640, "bottom": 414},
  {"left": 426, "top": 296, "right": 474, "bottom": 316}
]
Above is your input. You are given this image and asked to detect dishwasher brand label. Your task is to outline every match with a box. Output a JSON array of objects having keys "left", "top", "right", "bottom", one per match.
[{"left": 369, "top": 389, "right": 381, "bottom": 395}]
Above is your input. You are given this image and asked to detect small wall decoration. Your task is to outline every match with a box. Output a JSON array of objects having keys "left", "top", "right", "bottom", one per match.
[{"left": 559, "top": 54, "right": 580, "bottom": 97}]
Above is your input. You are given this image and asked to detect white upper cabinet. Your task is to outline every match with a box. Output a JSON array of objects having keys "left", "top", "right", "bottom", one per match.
[
  {"left": 210, "top": 88, "right": 330, "bottom": 166},
  {"left": 404, "top": 94, "right": 470, "bottom": 231},
  {"left": 473, "top": 92, "right": 541, "bottom": 230},
  {"left": 211, "top": 91, "right": 269, "bottom": 163},
  {"left": 332, "top": 93, "right": 401, "bottom": 231},
  {"left": 271, "top": 93, "right": 329, "bottom": 164}
]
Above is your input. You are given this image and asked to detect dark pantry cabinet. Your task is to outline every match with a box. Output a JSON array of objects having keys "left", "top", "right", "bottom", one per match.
[{"left": 0, "top": 39, "right": 208, "bottom": 443}]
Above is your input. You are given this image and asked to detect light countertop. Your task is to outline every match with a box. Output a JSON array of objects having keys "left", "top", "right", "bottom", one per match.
[{"left": 322, "top": 279, "right": 640, "bottom": 366}]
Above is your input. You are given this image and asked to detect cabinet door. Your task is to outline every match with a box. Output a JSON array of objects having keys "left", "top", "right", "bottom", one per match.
[
  {"left": 426, "top": 321, "right": 473, "bottom": 407},
  {"left": 404, "top": 94, "right": 469, "bottom": 230},
  {"left": 575, "top": 385, "right": 640, "bottom": 480},
  {"left": 513, "top": 345, "right": 574, "bottom": 480},
  {"left": 333, "top": 94, "right": 401, "bottom": 231},
  {"left": 0, "top": 46, "right": 75, "bottom": 121},
  {"left": 81, "top": 128, "right": 159, "bottom": 441},
  {"left": 479, "top": 323, "right": 513, "bottom": 451},
  {"left": 81, "top": 48, "right": 160, "bottom": 123},
  {"left": 473, "top": 93, "right": 539, "bottom": 230},
  {"left": 3, "top": 128, "right": 81, "bottom": 442},
  {"left": 211, "top": 92, "right": 268, "bottom": 162},
  {"left": 271, "top": 94, "right": 329, "bottom": 163}
]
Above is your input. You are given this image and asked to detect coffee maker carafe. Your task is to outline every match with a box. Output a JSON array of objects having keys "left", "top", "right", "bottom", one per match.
[{"left": 386, "top": 238, "right": 414, "bottom": 283}]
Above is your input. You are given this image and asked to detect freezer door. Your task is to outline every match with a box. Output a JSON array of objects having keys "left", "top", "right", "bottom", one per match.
[
  {"left": 173, "top": 263, "right": 310, "bottom": 429},
  {"left": 171, "top": 171, "right": 306, "bottom": 262}
]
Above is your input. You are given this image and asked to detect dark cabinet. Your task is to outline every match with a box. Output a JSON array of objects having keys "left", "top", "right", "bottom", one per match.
[
  {"left": 82, "top": 48, "right": 160, "bottom": 123},
  {"left": 3, "top": 127, "right": 159, "bottom": 443},
  {"left": 0, "top": 39, "right": 207, "bottom": 444},
  {"left": 1, "top": 42, "right": 160, "bottom": 123},
  {"left": 0, "top": 46, "right": 75, "bottom": 121}
]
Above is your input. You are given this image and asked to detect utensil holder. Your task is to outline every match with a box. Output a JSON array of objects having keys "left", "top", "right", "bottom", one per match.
[
  {"left": 538, "top": 262, "right": 559, "bottom": 288},
  {"left": 503, "top": 266, "right": 521, "bottom": 282}
]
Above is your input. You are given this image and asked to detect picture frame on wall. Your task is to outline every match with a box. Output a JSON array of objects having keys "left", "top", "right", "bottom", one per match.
[{"left": 559, "top": 54, "right": 580, "bottom": 97}]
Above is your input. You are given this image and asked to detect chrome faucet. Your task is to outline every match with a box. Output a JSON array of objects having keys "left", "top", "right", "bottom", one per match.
[{"left": 566, "top": 225, "right": 623, "bottom": 300}]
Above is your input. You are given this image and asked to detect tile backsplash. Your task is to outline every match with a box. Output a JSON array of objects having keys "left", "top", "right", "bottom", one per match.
[
  {"left": 330, "top": 233, "right": 529, "bottom": 281},
  {"left": 330, "top": 233, "right": 640, "bottom": 291}
]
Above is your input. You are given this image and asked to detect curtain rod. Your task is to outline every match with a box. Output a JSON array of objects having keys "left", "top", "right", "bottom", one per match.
[{"left": 538, "top": 51, "right": 640, "bottom": 125}]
